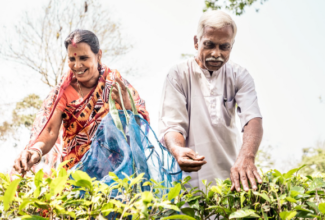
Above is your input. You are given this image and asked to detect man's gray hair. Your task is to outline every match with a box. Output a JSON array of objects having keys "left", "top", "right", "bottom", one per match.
[{"left": 197, "top": 10, "right": 237, "bottom": 42}]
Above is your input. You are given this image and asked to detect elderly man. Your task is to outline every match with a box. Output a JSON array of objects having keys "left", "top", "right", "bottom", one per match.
[{"left": 158, "top": 10, "right": 263, "bottom": 192}]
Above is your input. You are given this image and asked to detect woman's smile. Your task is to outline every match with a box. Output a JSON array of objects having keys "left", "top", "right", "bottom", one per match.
[{"left": 74, "top": 68, "right": 88, "bottom": 75}]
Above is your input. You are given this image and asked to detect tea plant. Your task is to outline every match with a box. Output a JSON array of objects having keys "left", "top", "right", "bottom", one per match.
[{"left": 0, "top": 163, "right": 325, "bottom": 219}]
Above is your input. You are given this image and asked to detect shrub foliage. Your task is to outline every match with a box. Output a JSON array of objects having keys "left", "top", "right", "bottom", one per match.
[{"left": 1, "top": 164, "right": 325, "bottom": 219}]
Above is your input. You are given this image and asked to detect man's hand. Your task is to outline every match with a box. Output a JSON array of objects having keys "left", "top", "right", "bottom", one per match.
[
  {"left": 230, "top": 118, "right": 263, "bottom": 192},
  {"left": 13, "top": 150, "right": 40, "bottom": 174},
  {"left": 165, "top": 131, "right": 207, "bottom": 172},
  {"left": 171, "top": 146, "right": 207, "bottom": 172},
  {"left": 230, "top": 156, "right": 262, "bottom": 192}
]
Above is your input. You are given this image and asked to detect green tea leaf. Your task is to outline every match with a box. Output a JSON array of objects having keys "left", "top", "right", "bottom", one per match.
[
  {"left": 50, "top": 176, "right": 68, "bottom": 196},
  {"left": 229, "top": 209, "right": 260, "bottom": 218},
  {"left": 294, "top": 205, "right": 313, "bottom": 213},
  {"left": 253, "top": 192, "right": 271, "bottom": 202},
  {"left": 3, "top": 178, "right": 21, "bottom": 211},
  {"left": 307, "top": 201, "right": 320, "bottom": 214},
  {"left": 210, "top": 185, "right": 222, "bottom": 195},
  {"left": 161, "top": 214, "right": 196, "bottom": 220},
  {"left": 142, "top": 191, "right": 153, "bottom": 203},
  {"left": 309, "top": 178, "right": 325, "bottom": 190},
  {"left": 183, "top": 176, "right": 191, "bottom": 184},
  {"left": 34, "top": 201, "right": 49, "bottom": 209},
  {"left": 130, "top": 173, "right": 145, "bottom": 187},
  {"left": 181, "top": 207, "right": 195, "bottom": 217},
  {"left": 34, "top": 169, "right": 43, "bottom": 188},
  {"left": 57, "top": 160, "right": 72, "bottom": 171},
  {"left": 19, "top": 198, "right": 38, "bottom": 212},
  {"left": 318, "top": 203, "right": 325, "bottom": 214},
  {"left": 284, "top": 165, "right": 305, "bottom": 179},
  {"left": 20, "top": 215, "right": 48, "bottom": 220},
  {"left": 74, "top": 179, "right": 93, "bottom": 191},
  {"left": 285, "top": 197, "right": 297, "bottom": 203},
  {"left": 108, "top": 172, "right": 119, "bottom": 181},
  {"left": 168, "top": 183, "right": 181, "bottom": 201},
  {"left": 240, "top": 191, "right": 246, "bottom": 208},
  {"left": 279, "top": 211, "right": 297, "bottom": 220},
  {"left": 58, "top": 167, "right": 67, "bottom": 177}
]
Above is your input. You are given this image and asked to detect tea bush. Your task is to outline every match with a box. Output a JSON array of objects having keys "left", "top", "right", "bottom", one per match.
[{"left": 1, "top": 163, "right": 325, "bottom": 219}]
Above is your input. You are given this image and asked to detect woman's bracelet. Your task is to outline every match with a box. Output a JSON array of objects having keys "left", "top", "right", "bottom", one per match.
[{"left": 28, "top": 147, "right": 43, "bottom": 165}]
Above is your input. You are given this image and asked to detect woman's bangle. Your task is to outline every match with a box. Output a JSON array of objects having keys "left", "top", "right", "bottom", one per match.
[{"left": 28, "top": 147, "right": 43, "bottom": 165}]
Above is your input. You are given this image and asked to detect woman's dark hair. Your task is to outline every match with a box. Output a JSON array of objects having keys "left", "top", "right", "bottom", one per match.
[{"left": 64, "top": 29, "right": 100, "bottom": 54}]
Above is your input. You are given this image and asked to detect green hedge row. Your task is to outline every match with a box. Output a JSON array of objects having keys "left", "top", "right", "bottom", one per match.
[{"left": 0, "top": 163, "right": 325, "bottom": 219}]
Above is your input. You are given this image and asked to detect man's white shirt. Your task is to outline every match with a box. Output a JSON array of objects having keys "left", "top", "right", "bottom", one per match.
[{"left": 158, "top": 58, "right": 262, "bottom": 189}]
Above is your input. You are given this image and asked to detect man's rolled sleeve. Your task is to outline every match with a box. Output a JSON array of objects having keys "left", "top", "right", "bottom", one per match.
[
  {"left": 158, "top": 71, "right": 188, "bottom": 145},
  {"left": 235, "top": 70, "right": 262, "bottom": 132}
]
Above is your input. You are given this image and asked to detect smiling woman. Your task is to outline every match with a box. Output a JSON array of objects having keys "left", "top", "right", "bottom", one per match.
[{"left": 13, "top": 29, "right": 150, "bottom": 174}]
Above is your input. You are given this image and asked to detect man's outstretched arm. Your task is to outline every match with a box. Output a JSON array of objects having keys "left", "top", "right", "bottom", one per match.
[
  {"left": 230, "top": 118, "right": 263, "bottom": 192},
  {"left": 165, "top": 131, "right": 207, "bottom": 172}
]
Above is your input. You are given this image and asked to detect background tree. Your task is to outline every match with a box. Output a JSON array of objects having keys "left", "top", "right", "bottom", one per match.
[
  {"left": 204, "top": 0, "right": 269, "bottom": 15},
  {"left": 0, "top": 94, "right": 42, "bottom": 141},
  {"left": 0, "top": 0, "right": 131, "bottom": 87},
  {"left": 299, "top": 141, "right": 325, "bottom": 176}
]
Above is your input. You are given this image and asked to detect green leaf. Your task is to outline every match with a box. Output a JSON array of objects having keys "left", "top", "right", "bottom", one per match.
[
  {"left": 229, "top": 209, "right": 260, "bottom": 219},
  {"left": 285, "top": 197, "right": 297, "bottom": 203},
  {"left": 253, "top": 192, "right": 270, "bottom": 202},
  {"left": 181, "top": 207, "right": 195, "bottom": 217},
  {"left": 291, "top": 186, "right": 304, "bottom": 194},
  {"left": 279, "top": 211, "right": 297, "bottom": 220},
  {"left": 130, "top": 173, "right": 145, "bottom": 187},
  {"left": 294, "top": 205, "right": 313, "bottom": 213},
  {"left": 57, "top": 160, "right": 71, "bottom": 171},
  {"left": 183, "top": 176, "right": 191, "bottom": 184},
  {"left": 142, "top": 191, "right": 153, "bottom": 203},
  {"left": 34, "top": 169, "right": 43, "bottom": 187},
  {"left": 309, "top": 178, "right": 325, "bottom": 190},
  {"left": 284, "top": 165, "right": 305, "bottom": 179},
  {"left": 168, "top": 183, "right": 181, "bottom": 201},
  {"left": 20, "top": 215, "right": 48, "bottom": 220},
  {"left": 3, "top": 178, "right": 21, "bottom": 211},
  {"left": 34, "top": 201, "right": 49, "bottom": 209},
  {"left": 210, "top": 185, "right": 223, "bottom": 195},
  {"left": 72, "top": 170, "right": 92, "bottom": 182},
  {"left": 240, "top": 191, "right": 246, "bottom": 208},
  {"left": 74, "top": 179, "right": 93, "bottom": 191},
  {"left": 307, "top": 201, "right": 320, "bottom": 214},
  {"left": 58, "top": 167, "right": 67, "bottom": 177},
  {"left": 50, "top": 176, "right": 68, "bottom": 196},
  {"left": 161, "top": 214, "right": 196, "bottom": 220},
  {"left": 318, "top": 203, "right": 325, "bottom": 214},
  {"left": 108, "top": 172, "right": 119, "bottom": 181},
  {"left": 19, "top": 198, "right": 38, "bottom": 212}
]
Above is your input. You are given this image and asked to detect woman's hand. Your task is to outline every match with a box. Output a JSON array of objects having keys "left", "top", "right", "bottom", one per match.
[
  {"left": 112, "top": 77, "right": 132, "bottom": 110},
  {"left": 13, "top": 150, "right": 40, "bottom": 174}
]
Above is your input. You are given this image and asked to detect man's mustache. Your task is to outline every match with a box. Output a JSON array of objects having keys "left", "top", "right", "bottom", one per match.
[{"left": 205, "top": 57, "right": 224, "bottom": 62}]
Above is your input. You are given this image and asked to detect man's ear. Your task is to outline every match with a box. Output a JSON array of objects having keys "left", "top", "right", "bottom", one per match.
[{"left": 194, "top": 35, "right": 199, "bottom": 50}]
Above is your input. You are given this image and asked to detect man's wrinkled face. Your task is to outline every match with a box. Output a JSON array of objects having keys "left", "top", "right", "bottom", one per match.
[{"left": 194, "top": 25, "right": 234, "bottom": 71}]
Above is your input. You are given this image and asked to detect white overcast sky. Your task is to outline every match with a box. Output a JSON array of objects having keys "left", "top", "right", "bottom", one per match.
[{"left": 0, "top": 0, "right": 324, "bottom": 172}]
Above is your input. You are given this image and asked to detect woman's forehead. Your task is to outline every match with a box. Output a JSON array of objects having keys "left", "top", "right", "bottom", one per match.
[{"left": 68, "top": 42, "right": 93, "bottom": 54}]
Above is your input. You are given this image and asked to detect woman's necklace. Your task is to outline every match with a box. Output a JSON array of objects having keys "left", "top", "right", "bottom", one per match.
[
  {"left": 76, "top": 72, "right": 100, "bottom": 98},
  {"left": 76, "top": 80, "right": 84, "bottom": 98}
]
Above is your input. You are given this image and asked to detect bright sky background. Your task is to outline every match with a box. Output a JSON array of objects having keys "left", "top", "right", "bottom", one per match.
[{"left": 0, "top": 0, "right": 324, "bottom": 172}]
